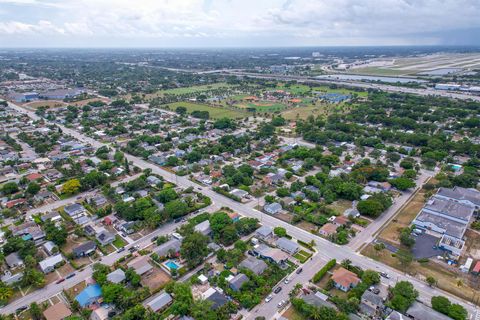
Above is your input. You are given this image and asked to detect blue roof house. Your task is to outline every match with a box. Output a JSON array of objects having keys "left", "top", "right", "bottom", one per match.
[{"left": 75, "top": 284, "right": 102, "bottom": 308}]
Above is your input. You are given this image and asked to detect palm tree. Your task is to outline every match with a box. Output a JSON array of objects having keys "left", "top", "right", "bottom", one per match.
[{"left": 0, "top": 284, "right": 13, "bottom": 301}]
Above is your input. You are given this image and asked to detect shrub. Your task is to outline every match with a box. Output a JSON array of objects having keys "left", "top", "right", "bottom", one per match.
[{"left": 312, "top": 259, "right": 336, "bottom": 283}]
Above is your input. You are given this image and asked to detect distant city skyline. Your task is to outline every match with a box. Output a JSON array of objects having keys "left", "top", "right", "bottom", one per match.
[{"left": 0, "top": 0, "right": 479, "bottom": 48}]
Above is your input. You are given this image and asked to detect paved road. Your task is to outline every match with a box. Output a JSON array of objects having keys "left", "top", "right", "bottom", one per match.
[
  {"left": 348, "top": 169, "right": 433, "bottom": 251},
  {"left": 5, "top": 102, "right": 479, "bottom": 319},
  {"left": 224, "top": 72, "right": 480, "bottom": 102},
  {"left": 0, "top": 219, "right": 181, "bottom": 315}
]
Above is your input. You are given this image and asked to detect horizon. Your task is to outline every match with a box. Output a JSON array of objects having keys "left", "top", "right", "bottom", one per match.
[{"left": 1, "top": 0, "right": 479, "bottom": 48}]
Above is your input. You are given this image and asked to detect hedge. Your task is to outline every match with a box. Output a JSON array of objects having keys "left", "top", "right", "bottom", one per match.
[{"left": 312, "top": 259, "right": 336, "bottom": 283}]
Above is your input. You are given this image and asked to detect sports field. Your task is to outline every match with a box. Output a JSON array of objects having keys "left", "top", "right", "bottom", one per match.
[
  {"left": 162, "top": 102, "right": 247, "bottom": 119},
  {"left": 143, "top": 82, "right": 234, "bottom": 100}
]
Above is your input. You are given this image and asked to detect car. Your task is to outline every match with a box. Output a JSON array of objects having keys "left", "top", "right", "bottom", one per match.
[
  {"left": 277, "top": 300, "right": 286, "bottom": 308},
  {"left": 296, "top": 268, "right": 303, "bottom": 274},
  {"left": 274, "top": 286, "right": 282, "bottom": 294},
  {"left": 66, "top": 273, "right": 76, "bottom": 279},
  {"left": 368, "top": 286, "right": 380, "bottom": 294},
  {"left": 121, "top": 232, "right": 127, "bottom": 237},
  {"left": 265, "top": 294, "right": 273, "bottom": 303},
  {"left": 197, "top": 187, "right": 202, "bottom": 190},
  {"left": 56, "top": 278, "right": 65, "bottom": 284},
  {"left": 284, "top": 278, "right": 290, "bottom": 284},
  {"left": 15, "top": 306, "right": 27, "bottom": 313},
  {"left": 128, "top": 247, "right": 137, "bottom": 253},
  {"left": 380, "top": 272, "right": 390, "bottom": 279},
  {"left": 151, "top": 236, "right": 159, "bottom": 242},
  {"left": 117, "top": 247, "right": 126, "bottom": 253}
]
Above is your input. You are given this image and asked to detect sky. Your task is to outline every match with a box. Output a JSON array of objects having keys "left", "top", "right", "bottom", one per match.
[{"left": 0, "top": 0, "right": 479, "bottom": 47}]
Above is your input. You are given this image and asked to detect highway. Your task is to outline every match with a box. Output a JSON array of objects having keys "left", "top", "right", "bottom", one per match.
[
  {"left": 223, "top": 71, "right": 480, "bottom": 102},
  {"left": 5, "top": 102, "right": 479, "bottom": 319}
]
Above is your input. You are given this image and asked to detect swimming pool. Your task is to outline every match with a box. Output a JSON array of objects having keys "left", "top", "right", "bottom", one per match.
[{"left": 165, "top": 260, "right": 179, "bottom": 270}]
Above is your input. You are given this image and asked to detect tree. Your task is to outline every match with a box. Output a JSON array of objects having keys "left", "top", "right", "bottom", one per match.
[
  {"left": 26, "top": 182, "right": 41, "bottom": 195},
  {"left": 399, "top": 227, "right": 415, "bottom": 248},
  {"left": 165, "top": 282, "right": 193, "bottom": 316},
  {"left": 21, "top": 268, "right": 45, "bottom": 288},
  {"left": 44, "top": 220, "right": 68, "bottom": 245},
  {"left": 61, "top": 179, "right": 81, "bottom": 195},
  {"left": 156, "top": 188, "right": 178, "bottom": 203},
  {"left": 29, "top": 302, "right": 42, "bottom": 320},
  {"left": 361, "top": 270, "right": 380, "bottom": 285},
  {"left": 357, "top": 199, "right": 384, "bottom": 218},
  {"left": 209, "top": 212, "right": 232, "bottom": 235},
  {"left": 448, "top": 304, "right": 468, "bottom": 320},
  {"left": 426, "top": 276, "right": 437, "bottom": 287},
  {"left": 274, "top": 227, "right": 287, "bottom": 238},
  {"left": 388, "top": 281, "right": 418, "bottom": 312},
  {"left": 390, "top": 177, "right": 416, "bottom": 191},
  {"left": 114, "top": 150, "right": 124, "bottom": 163},
  {"left": 431, "top": 296, "right": 451, "bottom": 314},
  {"left": 0, "top": 282, "right": 13, "bottom": 302},
  {"left": 176, "top": 106, "right": 187, "bottom": 115},
  {"left": 396, "top": 249, "right": 413, "bottom": 270},
  {"left": 2, "top": 182, "right": 18, "bottom": 195},
  {"left": 165, "top": 199, "right": 189, "bottom": 219},
  {"left": 124, "top": 158, "right": 130, "bottom": 174},
  {"left": 181, "top": 232, "right": 209, "bottom": 268}
]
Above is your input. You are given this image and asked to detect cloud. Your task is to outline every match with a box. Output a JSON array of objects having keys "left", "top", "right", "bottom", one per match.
[{"left": 0, "top": 0, "right": 479, "bottom": 46}]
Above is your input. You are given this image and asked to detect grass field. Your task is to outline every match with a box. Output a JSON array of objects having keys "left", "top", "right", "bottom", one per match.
[
  {"left": 312, "top": 85, "right": 369, "bottom": 98},
  {"left": 276, "top": 83, "right": 312, "bottom": 95},
  {"left": 161, "top": 101, "right": 247, "bottom": 119},
  {"left": 142, "top": 82, "right": 234, "bottom": 100}
]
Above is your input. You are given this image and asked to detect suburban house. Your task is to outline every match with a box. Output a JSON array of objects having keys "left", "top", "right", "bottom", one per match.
[
  {"left": 42, "top": 302, "right": 72, "bottom": 320},
  {"left": 39, "top": 254, "right": 64, "bottom": 273},
  {"left": 331, "top": 267, "right": 361, "bottom": 292},
  {"left": 120, "top": 221, "right": 136, "bottom": 235},
  {"left": 360, "top": 290, "right": 385, "bottom": 318},
  {"left": 64, "top": 203, "right": 86, "bottom": 222},
  {"left": 75, "top": 284, "right": 103, "bottom": 308},
  {"left": 90, "top": 306, "right": 109, "bottom": 320},
  {"left": 319, "top": 223, "right": 337, "bottom": 237},
  {"left": 147, "top": 292, "right": 173, "bottom": 312},
  {"left": 253, "top": 244, "right": 289, "bottom": 265},
  {"left": 43, "top": 241, "right": 57, "bottom": 255},
  {"left": 5, "top": 252, "right": 23, "bottom": 269},
  {"left": 405, "top": 301, "right": 451, "bottom": 320},
  {"left": 127, "top": 255, "right": 153, "bottom": 276},
  {"left": 73, "top": 241, "right": 97, "bottom": 258},
  {"left": 194, "top": 220, "right": 212, "bottom": 236},
  {"left": 302, "top": 291, "right": 336, "bottom": 309},
  {"left": 275, "top": 237, "right": 300, "bottom": 255},
  {"left": 264, "top": 202, "right": 282, "bottom": 215},
  {"left": 96, "top": 229, "right": 115, "bottom": 246},
  {"left": 107, "top": 269, "right": 126, "bottom": 284},
  {"left": 203, "top": 288, "right": 229, "bottom": 310},
  {"left": 239, "top": 256, "right": 268, "bottom": 275},
  {"left": 153, "top": 238, "right": 182, "bottom": 258},
  {"left": 255, "top": 225, "right": 273, "bottom": 240},
  {"left": 229, "top": 273, "right": 249, "bottom": 291}
]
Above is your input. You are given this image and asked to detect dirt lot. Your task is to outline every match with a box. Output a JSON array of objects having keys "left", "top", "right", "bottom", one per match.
[
  {"left": 141, "top": 266, "right": 171, "bottom": 291},
  {"left": 62, "top": 235, "right": 90, "bottom": 255},
  {"left": 296, "top": 221, "right": 318, "bottom": 233},
  {"left": 362, "top": 243, "right": 480, "bottom": 304},
  {"left": 65, "top": 281, "right": 86, "bottom": 300},
  {"left": 378, "top": 187, "right": 429, "bottom": 246},
  {"left": 282, "top": 306, "right": 305, "bottom": 320}
]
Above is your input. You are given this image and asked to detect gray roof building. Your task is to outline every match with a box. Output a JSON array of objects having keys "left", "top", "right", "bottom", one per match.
[
  {"left": 194, "top": 220, "right": 211, "bottom": 236},
  {"left": 64, "top": 203, "right": 85, "bottom": 217},
  {"left": 255, "top": 225, "right": 273, "bottom": 239},
  {"left": 147, "top": 292, "right": 173, "bottom": 312},
  {"left": 229, "top": 273, "right": 249, "bottom": 291},
  {"left": 153, "top": 238, "right": 181, "bottom": 257},
  {"left": 107, "top": 269, "right": 126, "bottom": 284},
  {"left": 73, "top": 241, "right": 97, "bottom": 257},
  {"left": 264, "top": 202, "right": 282, "bottom": 215},
  {"left": 406, "top": 302, "right": 451, "bottom": 320},
  {"left": 239, "top": 256, "right": 268, "bottom": 275},
  {"left": 5, "top": 252, "right": 23, "bottom": 268},
  {"left": 276, "top": 237, "right": 300, "bottom": 255}
]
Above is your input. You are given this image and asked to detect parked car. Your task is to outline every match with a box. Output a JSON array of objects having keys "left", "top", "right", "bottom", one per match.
[
  {"left": 380, "top": 272, "right": 390, "bottom": 279},
  {"left": 284, "top": 277, "right": 290, "bottom": 284},
  {"left": 277, "top": 300, "right": 286, "bottom": 308},
  {"left": 265, "top": 294, "right": 273, "bottom": 303},
  {"left": 117, "top": 247, "right": 126, "bottom": 253},
  {"left": 15, "top": 306, "right": 27, "bottom": 313},
  {"left": 66, "top": 273, "right": 76, "bottom": 279},
  {"left": 296, "top": 268, "right": 303, "bottom": 274},
  {"left": 274, "top": 286, "right": 282, "bottom": 294},
  {"left": 56, "top": 278, "right": 65, "bottom": 284},
  {"left": 368, "top": 286, "right": 380, "bottom": 294},
  {"left": 151, "top": 236, "right": 159, "bottom": 242}
]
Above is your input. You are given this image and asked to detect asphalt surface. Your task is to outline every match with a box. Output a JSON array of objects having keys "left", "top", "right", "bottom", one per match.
[{"left": 5, "top": 102, "right": 479, "bottom": 319}]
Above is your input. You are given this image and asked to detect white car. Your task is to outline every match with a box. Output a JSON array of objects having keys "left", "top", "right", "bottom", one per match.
[
  {"left": 265, "top": 294, "right": 273, "bottom": 303},
  {"left": 284, "top": 278, "right": 290, "bottom": 284},
  {"left": 277, "top": 300, "right": 286, "bottom": 308}
]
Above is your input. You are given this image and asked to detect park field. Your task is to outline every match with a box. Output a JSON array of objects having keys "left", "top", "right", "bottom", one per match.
[
  {"left": 161, "top": 102, "right": 247, "bottom": 119},
  {"left": 142, "top": 82, "right": 234, "bottom": 100}
]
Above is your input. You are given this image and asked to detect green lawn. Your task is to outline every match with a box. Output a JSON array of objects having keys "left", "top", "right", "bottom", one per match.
[
  {"left": 276, "top": 83, "right": 312, "bottom": 95},
  {"left": 312, "top": 85, "right": 369, "bottom": 98},
  {"left": 144, "top": 82, "right": 234, "bottom": 99},
  {"left": 293, "top": 250, "right": 313, "bottom": 263},
  {"left": 246, "top": 102, "right": 288, "bottom": 112},
  {"left": 161, "top": 102, "right": 248, "bottom": 119},
  {"left": 113, "top": 235, "right": 127, "bottom": 248}
]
